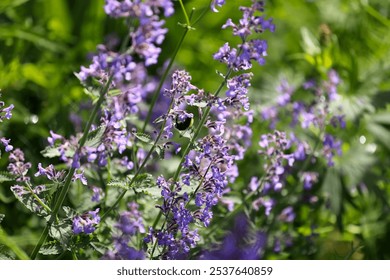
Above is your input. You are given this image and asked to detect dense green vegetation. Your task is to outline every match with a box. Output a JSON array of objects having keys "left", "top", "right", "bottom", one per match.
[{"left": 0, "top": 0, "right": 389, "bottom": 259}]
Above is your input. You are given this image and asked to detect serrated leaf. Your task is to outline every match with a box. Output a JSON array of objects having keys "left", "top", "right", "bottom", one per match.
[
  {"left": 39, "top": 241, "right": 62, "bottom": 255},
  {"left": 108, "top": 173, "right": 154, "bottom": 191},
  {"left": 90, "top": 242, "right": 109, "bottom": 255},
  {"left": 133, "top": 132, "right": 153, "bottom": 145},
  {"left": 49, "top": 221, "right": 72, "bottom": 245},
  {"left": 74, "top": 234, "right": 98, "bottom": 250},
  {"left": 107, "top": 178, "right": 129, "bottom": 190},
  {"left": 191, "top": 101, "right": 208, "bottom": 108},
  {"left": 63, "top": 206, "right": 77, "bottom": 219},
  {"left": 40, "top": 146, "right": 61, "bottom": 158},
  {"left": 136, "top": 185, "right": 162, "bottom": 200},
  {"left": 46, "top": 183, "right": 61, "bottom": 195},
  {"left": 41, "top": 145, "right": 75, "bottom": 158},
  {"left": 0, "top": 171, "right": 17, "bottom": 183},
  {"left": 11, "top": 188, "right": 49, "bottom": 217},
  {"left": 0, "top": 252, "right": 12, "bottom": 260},
  {"left": 177, "top": 128, "right": 194, "bottom": 139},
  {"left": 84, "top": 125, "right": 106, "bottom": 148},
  {"left": 129, "top": 173, "right": 154, "bottom": 189}
]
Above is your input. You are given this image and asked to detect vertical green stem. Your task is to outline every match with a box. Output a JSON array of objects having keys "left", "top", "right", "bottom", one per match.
[
  {"left": 172, "top": 67, "right": 233, "bottom": 183},
  {"left": 178, "top": 0, "right": 191, "bottom": 27},
  {"left": 100, "top": 98, "right": 175, "bottom": 221},
  {"left": 141, "top": 28, "right": 189, "bottom": 132},
  {"left": 30, "top": 75, "right": 113, "bottom": 260}
]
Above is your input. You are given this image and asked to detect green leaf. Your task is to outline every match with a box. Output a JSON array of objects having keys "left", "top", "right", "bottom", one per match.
[
  {"left": 73, "top": 234, "right": 99, "bottom": 251},
  {"left": 41, "top": 146, "right": 60, "bottom": 158},
  {"left": 0, "top": 0, "right": 30, "bottom": 12},
  {"left": 62, "top": 206, "right": 77, "bottom": 219},
  {"left": 133, "top": 132, "right": 153, "bottom": 145},
  {"left": 11, "top": 187, "right": 49, "bottom": 217},
  {"left": 84, "top": 125, "right": 107, "bottom": 148},
  {"left": 0, "top": 252, "right": 12, "bottom": 260},
  {"left": 300, "top": 27, "right": 321, "bottom": 56},
  {"left": 107, "top": 89, "right": 122, "bottom": 97},
  {"left": 107, "top": 178, "right": 129, "bottom": 190},
  {"left": 41, "top": 145, "right": 75, "bottom": 158},
  {"left": 0, "top": 171, "right": 17, "bottom": 183},
  {"left": 191, "top": 101, "right": 208, "bottom": 108},
  {"left": 108, "top": 173, "right": 154, "bottom": 191},
  {"left": 49, "top": 221, "right": 72, "bottom": 245},
  {"left": 0, "top": 25, "right": 66, "bottom": 53},
  {"left": 39, "top": 241, "right": 63, "bottom": 255},
  {"left": 137, "top": 185, "right": 162, "bottom": 200},
  {"left": 177, "top": 128, "right": 194, "bottom": 139}
]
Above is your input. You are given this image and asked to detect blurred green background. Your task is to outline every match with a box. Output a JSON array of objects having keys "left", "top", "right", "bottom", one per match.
[{"left": 1, "top": 0, "right": 390, "bottom": 259}]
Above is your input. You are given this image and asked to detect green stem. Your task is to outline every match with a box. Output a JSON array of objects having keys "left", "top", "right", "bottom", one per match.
[
  {"left": 71, "top": 250, "right": 78, "bottom": 260},
  {"left": 172, "top": 67, "right": 233, "bottom": 183},
  {"left": 149, "top": 67, "right": 234, "bottom": 258},
  {"left": 104, "top": 8, "right": 199, "bottom": 220},
  {"left": 30, "top": 74, "right": 113, "bottom": 260},
  {"left": 101, "top": 99, "right": 175, "bottom": 221},
  {"left": 178, "top": 0, "right": 191, "bottom": 27},
  {"left": 24, "top": 182, "right": 52, "bottom": 214},
  {"left": 0, "top": 228, "right": 30, "bottom": 260},
  {"left": 141, "top": 27, "right": 189, "bottom": 133}
]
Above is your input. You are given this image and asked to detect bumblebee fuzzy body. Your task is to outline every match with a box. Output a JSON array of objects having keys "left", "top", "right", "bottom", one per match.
[{"left": 175, "top": 116, "right": 194, "bottom": 131}]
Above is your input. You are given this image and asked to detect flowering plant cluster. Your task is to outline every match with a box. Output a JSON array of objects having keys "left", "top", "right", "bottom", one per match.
[{"left": 0, "top": 0, "right": 350, "bottom": 260}]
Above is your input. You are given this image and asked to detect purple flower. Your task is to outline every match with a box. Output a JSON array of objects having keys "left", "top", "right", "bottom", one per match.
[
  {"left": 214, "top": 1, "right": 274, "bottom": 70},
  {"left": 249, "top": 176, "right": 261, "bottom": 191},
  {"left": 302, "top": 172, "right": 318, "bottom": 190},
  {"left": 47, "top": 130, "right": 63, "bottom": 146},
  {"left": 0, "top": 137, "right": 13, "bottom": 152},
  {"left": 211, "top": 0, "right": 226, "bottom": 12},
  {"left": 103, "top": 203, "right": 146, "bottom": 259},
  {"left": 91, "top": 186, "right": 104, "bottom": 202},
  {"left": 103, "top": 238, "right": 145, "bottom": 260},
  {"left": 115, "top": 202, "right": 145, "bottom": 235},
  {"left": 34, "top": 163, "right": 65, "bottom": 182},
  {"left": 2, "top": 104, "right": 14, "bottom": 120},
  {"left": 201, "top": 214, "right": 267, "bottom": 260},
  {"left": 278, "top": 206, "right": 295, "bottom": 223},
  {"left": 72, "top": 169, "right": 88, "bottom": 185},
  {"left": 7, "top": 148, "right": 32, "bottom": 182},
  {"left": 72, "top": 208, "right": 100, "bottom": 234},
  {"left": 10, "top": 185, "right": 28, "bottom": 197},
  {"left": 276, "top": 79, "right": 294, "bottom": 106},
  {"left": 323, "top": 134, "right": 342, "bottom": 166}
]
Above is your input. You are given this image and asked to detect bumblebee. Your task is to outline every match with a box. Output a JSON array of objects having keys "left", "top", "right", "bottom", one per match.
[{"left": 175, "top": 115, "right": 194, "bottom": 131}]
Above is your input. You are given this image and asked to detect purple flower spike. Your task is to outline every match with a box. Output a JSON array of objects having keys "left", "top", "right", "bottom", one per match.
[
  {"left": 211, "top": 0, "right": 226, "bottom": 12},
  {"left": 72, "top": 208, "right": 101, "bottom": 234},
  {"left": 1, "top": 137, "right": 13, "bottom": 152}
]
